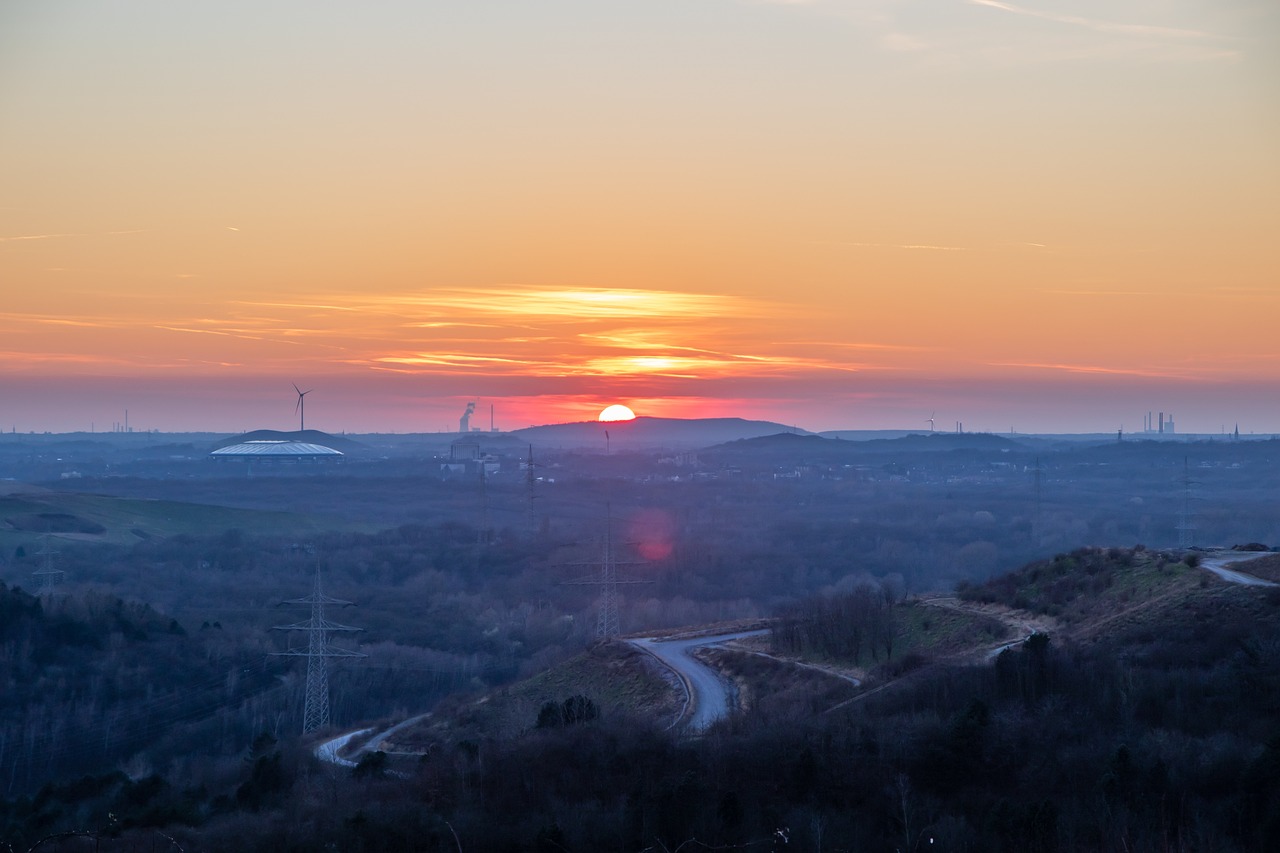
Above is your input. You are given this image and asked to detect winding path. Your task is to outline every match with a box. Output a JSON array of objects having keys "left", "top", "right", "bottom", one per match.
[
  {"left": 628, "top": 629, "right": 769, "bottom": 731},
  {"left": 315, "top": 727, "right": 371, "bottom": 768},
  {"left": 1198, "top": 551, "right": 1277, "bottom": 587}
]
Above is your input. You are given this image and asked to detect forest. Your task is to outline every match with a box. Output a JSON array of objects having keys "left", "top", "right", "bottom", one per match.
[{"left": 3, "top": 549, "right": 1278, "bottom": 851}]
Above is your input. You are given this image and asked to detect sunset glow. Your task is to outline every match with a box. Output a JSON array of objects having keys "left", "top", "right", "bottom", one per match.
[{"left": 0, "top": 1, "right": 1276, "bottom": 434}]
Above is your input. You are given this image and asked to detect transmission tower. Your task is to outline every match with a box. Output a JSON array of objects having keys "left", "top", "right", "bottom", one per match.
[
  {"left": 32, "top": 534, "right": 64, "bottom": 597},
  {"left": 272, "top": 570, "right": 366, "bottom": 734},
  {"left": 1176, "top": 456, "right": 1197, "bottom": 549},
  {"left": 1032, "top": 457, "right": 1043, "bottom": 546},
  {"left": 525, "top": 444, "right": 540, "bottom": 537},
  {"left": 561, "top": 505, "right": 652, "bottom": 640}
]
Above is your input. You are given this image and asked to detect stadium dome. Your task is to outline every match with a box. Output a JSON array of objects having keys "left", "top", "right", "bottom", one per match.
[{"left": 210, "top": 440, "right": 343, "bottom": 460}]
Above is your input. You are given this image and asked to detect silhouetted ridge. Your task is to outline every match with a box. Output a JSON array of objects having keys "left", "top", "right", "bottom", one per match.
[{"left": 511, "top": 416, "right": 809, "bottom": 449}]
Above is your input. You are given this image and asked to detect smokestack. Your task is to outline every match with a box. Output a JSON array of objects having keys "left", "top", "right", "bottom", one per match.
[
  {"left": 1159, "top": 412, "right": 1164, "bottom": 434},
  {"left": 490, "top": 404, "right": 494, "bottom": 432},
  {"left": 460, "top": 401, "right": 476, "bottom": 433}
]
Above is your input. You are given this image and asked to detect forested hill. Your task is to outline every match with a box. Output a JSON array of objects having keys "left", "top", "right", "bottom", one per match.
[
  {"left": 0, "top": 584, "right": 275, "bottom": 795},
  {"left": 4, "top": 546, "right": 1280, "bottom": 850}
]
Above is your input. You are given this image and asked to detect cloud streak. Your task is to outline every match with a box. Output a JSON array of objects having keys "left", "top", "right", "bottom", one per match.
[
  {"left": 988, "top": 361, "right": 1197, "bottom": 380},
  {"left": 969, "top": 0, "right": 1224, "bottom": 41},
  {"left": 0, "top": 233, "right": 75, "bottom": 243}
]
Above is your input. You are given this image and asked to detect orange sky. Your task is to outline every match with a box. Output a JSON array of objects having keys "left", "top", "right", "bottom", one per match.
[{"left": 1, "top": 1, "right": 1277, "bottom": 433}]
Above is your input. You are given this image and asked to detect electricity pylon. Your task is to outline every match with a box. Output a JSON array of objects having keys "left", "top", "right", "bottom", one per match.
[
  {"left": 525, "top": 444, "right": 540, "bottom": 537},
  {"left": 561, "top": 505, "right": 652, "bottom": 639},
  {"left": 272, "top": 570, "right": 365, "bottom": 734},
  {"left": 32, "top": 534, "right": 64, "bottom": 597},
  {"left": 1176, "top": 456, "right": 1198, "bottom": 549},
  {"left": 1032, "top": 457, "right": 1043, "bottom": 546}
]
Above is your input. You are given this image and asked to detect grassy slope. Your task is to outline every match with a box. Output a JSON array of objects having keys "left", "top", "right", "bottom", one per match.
[
  {"left": 1231, "top": 552, "right": 1280, "bottom": 582},
  {"left": 391, "top": 641, "right": 679, "bottom": 750},
  {"left": 0, "top": 491, "right": 333, "bottom": 548},
  {"left": 391, "top": 547, "right": 1272, "bottom": 749},
  {"left": 959, "top": 547, "right": 1211, "bottom": 638}
]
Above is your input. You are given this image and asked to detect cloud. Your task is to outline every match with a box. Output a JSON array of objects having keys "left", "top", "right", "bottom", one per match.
[
  {"left": 968, "top": 0, "right": 1222, "bottom": 41},
  {"left": 1, "top": 229, "right": 151, "bottom": 243},
  {"left": 1042, "top": 289, "right": 1169, "bottom": 297},
  {"left": 988, "top": 361, "right": 1196, "bottom": 380},
  {"left": 370, "top": 286, "right": 759, "bottom": 322},
  {"left": 0, "top": 233, "right": 75, "bottom": 243},
  {"left": 817, "top": 241, "right": 970, "bottom": 251},
  {"left": 775, "top": 340, "right": 934, "bottom": 352},
  {"left": 154, "top": 325, "right": 303, "bottom": 345},
  {"left": 881, "top": 32, "right": 929, "bottom": 52},
  {"left": 0, "top": 283, "right": 921, "bottom": 392}
]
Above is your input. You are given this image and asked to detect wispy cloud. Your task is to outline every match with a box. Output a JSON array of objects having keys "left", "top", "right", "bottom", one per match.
[
  {"left": 0, "top": 282, "right": 963, "bottom": 390},
  {"left": 989, "top": 361, "right": 1195, "bottom": 379},
  {"left": 881, "top": 32, "right": 929, "bottom": 52},
  {"left": 818, "top": 240, "right": 970, "bottom": 251},
  {"left": 776, "top": 340, "right": 935, "bottom": 352},
  {"left": 969, "top": 0, "right": 1224, "bottom": 41},
  {"left": 2, "top": 229, "right": 150, "bottom": 243},
  {"left": 153, "top": 325, "right": 301, "bottom": 345},
  {"left": 1042, "top": 289, "right": 1170, "bottom": 297},
  {"left": 0, "top": 233, "right": 75, "bottom": 243}
]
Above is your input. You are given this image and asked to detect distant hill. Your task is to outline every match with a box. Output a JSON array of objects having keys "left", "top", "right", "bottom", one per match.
[
  {"left": 705, "top": 430, "right": 1028, "bottom": 463},
  {"left": 854, "top": 432, "right": 1027, "bottom": 452},
  {"left": 819, "top": 429, "right": 933, "bottom": 441},
  {"left": 511, "top": 416, "right": 809, "bottom": 450}
]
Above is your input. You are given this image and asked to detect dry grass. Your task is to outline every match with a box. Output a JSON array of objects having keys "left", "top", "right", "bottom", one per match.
[
  {"left": 1223, "top": 552, "right": 1280, "bottom": 582},
  {"left": 389, "top": 640, "right": 680, "bottom": 751}
]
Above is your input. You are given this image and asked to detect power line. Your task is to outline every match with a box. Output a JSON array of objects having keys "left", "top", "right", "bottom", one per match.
[
  {"left": 1032, "top": 457, "right": 1042, "bottom": 547},
  {"left": 272, "top": 570, "right": 365, "bottom": 734},
  {"left": 32, "top": 534, "right": 65, "bottom": 597},
  {"left": 525, "top": 444, "right": 540, "bottom": 537},
  {"left": 560, "top": 504, "right": 652, "bottom": 639},
  {"left": 1176, "top": 455, "right": 1198, "bottom": 549}
]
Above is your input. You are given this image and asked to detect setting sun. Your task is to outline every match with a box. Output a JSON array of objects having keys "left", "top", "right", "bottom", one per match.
[{"left": 598, "top": 404, "right": 637, "bottom": 423}]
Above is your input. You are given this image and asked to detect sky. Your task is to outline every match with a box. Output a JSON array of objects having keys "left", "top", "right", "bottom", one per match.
[{"left": 2, "top": 0, "right": 1277, "bottom": 435}]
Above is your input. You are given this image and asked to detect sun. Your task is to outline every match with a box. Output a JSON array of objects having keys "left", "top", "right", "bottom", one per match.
[{"left": 598, "top": 404, "right": 637, "bottom": 422}]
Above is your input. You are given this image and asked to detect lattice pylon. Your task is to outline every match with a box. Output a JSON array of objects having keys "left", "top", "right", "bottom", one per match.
[
  {"left": 32, "top": 534, "right": 64, "bottom": 597},
  {"left": 560, "top": 505, "right": 652, "bottom": 640},
  {"left": 273, "top": 570, "right": 365, "bottom": 734}
]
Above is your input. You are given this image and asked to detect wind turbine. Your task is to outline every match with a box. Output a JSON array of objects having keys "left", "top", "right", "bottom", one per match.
[
  {"left": 927, "top": 412, "right": 935, "bottom": 432},
  {"left": 293, "top": 384, "right": 313, "bottom": 432}
]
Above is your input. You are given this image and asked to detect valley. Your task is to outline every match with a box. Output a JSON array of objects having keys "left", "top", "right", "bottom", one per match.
[{"left": 0, "top": 428, "right": 1277, "bottom": 851}]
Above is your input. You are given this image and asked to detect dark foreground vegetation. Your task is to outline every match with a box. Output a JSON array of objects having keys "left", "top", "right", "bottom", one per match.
[{"left": 2, "top": 548, "right": 1278, "bottom": 851}]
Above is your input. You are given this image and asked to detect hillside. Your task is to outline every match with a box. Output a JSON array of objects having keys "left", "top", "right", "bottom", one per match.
[
  {"left": 512, "top": 416, "right": 808, "bottom": 450},
  {"left": 5, "top": 545, "right": 1279, "bottom": 851},
  {"left": 371, "top": 546, "right": 1280, "bottom": 851},
  {"left": 0, "top": 583, "right": 279, "bottom": 796},
  {"left": 388, "top": 642, "right": 680, "bottom": 751}
]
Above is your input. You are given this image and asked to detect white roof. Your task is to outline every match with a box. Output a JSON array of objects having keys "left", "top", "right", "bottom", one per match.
[{"left": 211, "top": 441, "right": 343, "bottom": 457}]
